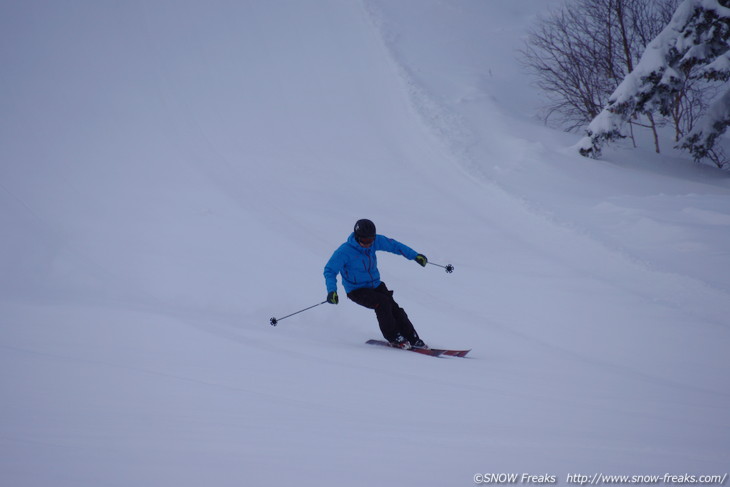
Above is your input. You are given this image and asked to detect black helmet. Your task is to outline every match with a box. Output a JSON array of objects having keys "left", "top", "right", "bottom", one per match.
[{"left": 354, "top": 219, "right": 376, "bottom": 239}]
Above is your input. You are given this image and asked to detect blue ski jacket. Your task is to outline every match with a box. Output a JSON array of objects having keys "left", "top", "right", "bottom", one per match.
[{"left": 324, "top": 233, "right": 419, "bottom": 294}]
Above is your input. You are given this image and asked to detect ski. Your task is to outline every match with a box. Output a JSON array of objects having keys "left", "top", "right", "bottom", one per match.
[
  {"left": 366, "top": 339, "right": 444, "bottom": 357},
  {"left": 440, "top": 349, "right": 471, "bottom": 358},
  {"left": 365, "top": 339, "right": 470, "bottom": 358}
]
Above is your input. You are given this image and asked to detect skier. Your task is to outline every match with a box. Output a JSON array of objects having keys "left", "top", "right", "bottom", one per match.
[{"left": 324, "top": 219, "right": 429, "bottom": 350}]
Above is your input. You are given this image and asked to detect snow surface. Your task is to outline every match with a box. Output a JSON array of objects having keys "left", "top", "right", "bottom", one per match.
[{"left": 1, "top": 1, "right": 729, "bottom": 486}]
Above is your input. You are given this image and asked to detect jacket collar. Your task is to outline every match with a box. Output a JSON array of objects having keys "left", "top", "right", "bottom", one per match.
[{"left": 347, "top": 232, "right": 372, "bottom": 253}]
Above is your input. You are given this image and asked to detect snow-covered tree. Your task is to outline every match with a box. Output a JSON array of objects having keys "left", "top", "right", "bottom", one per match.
[
  {"left": 521, "top": 0, "right": 678, "bottom": 135},
  {"left": 678, "top": 56, "right": 730, "bottom": 166},
  {"left": 577, "top": 0, "right": 730, "bottom": 167}
]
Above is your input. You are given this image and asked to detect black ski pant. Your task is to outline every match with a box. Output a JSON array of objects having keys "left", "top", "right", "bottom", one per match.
[{"left": 347, "top": 282, "right": 420, "bottom": 343}]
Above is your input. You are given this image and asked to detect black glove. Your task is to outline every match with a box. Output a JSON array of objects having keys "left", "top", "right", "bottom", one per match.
[
  {"left": 415, "top": 254, "right": 428, "bottom": 267},
  {"left": 327, "top": 291, "right": 339, "bottom": 304}
]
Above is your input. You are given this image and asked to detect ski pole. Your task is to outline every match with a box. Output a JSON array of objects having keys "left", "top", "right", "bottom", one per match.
[
  {"left": 428, "top": 261, "right": 454, "bottom": 273},
  {"left": 270, "top": 300, "right": 327, "bottom": 326}
]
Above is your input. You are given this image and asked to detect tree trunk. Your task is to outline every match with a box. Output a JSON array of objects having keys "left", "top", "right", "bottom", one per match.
[{"left": 647, "top": 113, "right": 660, "bottom": 153}]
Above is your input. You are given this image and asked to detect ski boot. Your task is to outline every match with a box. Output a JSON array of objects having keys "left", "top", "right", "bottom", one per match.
[{"left": 389, "top": 335, "right": 412, "bottom": 350}]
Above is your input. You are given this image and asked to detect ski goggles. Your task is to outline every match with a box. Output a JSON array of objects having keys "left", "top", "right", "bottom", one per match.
[{"left": 357, "top": 236, "right": 375, "bottom": 246}]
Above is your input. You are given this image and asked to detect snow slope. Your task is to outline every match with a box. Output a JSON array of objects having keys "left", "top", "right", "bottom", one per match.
[{"left": 1, "top": 1, "right": 729, "bottom": 486}]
